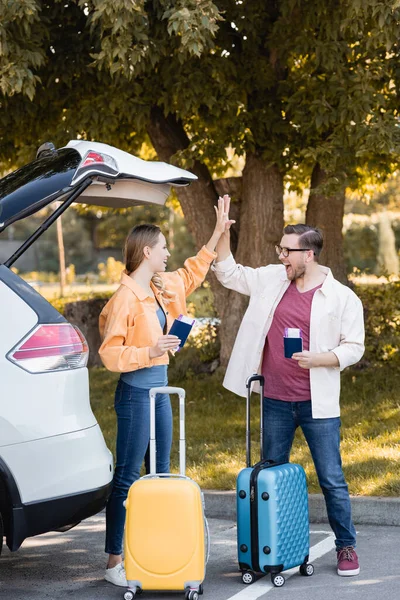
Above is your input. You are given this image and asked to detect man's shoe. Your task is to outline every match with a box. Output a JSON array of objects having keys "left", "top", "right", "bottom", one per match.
[
  {"left": 104, "top": 563, "right": 127, "bottom": 587},
  {"left": 337, "top": 546, "right": 360, "bottom": 576}
]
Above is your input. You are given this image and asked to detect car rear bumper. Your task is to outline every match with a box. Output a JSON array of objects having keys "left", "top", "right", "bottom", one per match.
[
  {"left": 8, "top": 481, "right": 112, "bottom": 551},
  {"left": 1, "top": 424, "right": 113, "bottom": 504},
  {"left": 0, "top": 424, "right": 113, "bottom": 551}
]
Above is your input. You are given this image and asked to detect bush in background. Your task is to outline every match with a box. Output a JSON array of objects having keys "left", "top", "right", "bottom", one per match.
[
  {"left": 356, "top": 280, "right": 400, "bottom": 366},
  {"left": 44, "top": 272, "right": 399, "bottom": 376},
  {"left": 50, "top": 290, "right": 113, "bottom": 315},
  {"left": 66, "top": 264, "right": 76, "bottom": 285},
  {"left": 98, "top": 257, "right": 124, "bottom": 284},
  {"left": 343, "top": 213, "right": 400, "bottom": 275},
  {"left": 343, "top": 222, "right": 378, "bottom": 273},
  {"left": 19, "top": 270, "right": 59, "bottom": 283}
]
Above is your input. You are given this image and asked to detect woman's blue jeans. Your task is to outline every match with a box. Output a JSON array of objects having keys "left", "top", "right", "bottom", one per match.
[
  {"left": 263, "top": 397, "right": 356, "bottom": 550},
  {"left": 105, "top": 379, "right": 172, "bottom": 555}
]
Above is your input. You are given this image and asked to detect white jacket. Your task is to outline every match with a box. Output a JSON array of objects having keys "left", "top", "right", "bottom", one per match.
[{"left": 212, "top": 255, "right": 365, "bottom": 418}]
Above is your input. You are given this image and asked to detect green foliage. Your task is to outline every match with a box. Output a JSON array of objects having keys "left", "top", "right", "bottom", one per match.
[
  {"left": 20, "top": 270, "right": 59, "bottom": 283},
  {"left": 66, "top": 264, "right": 76, "bottom": 285},
  {"left": 186, "top": 283, "right": 216, "bottom": 318},
  {"left": 3, "top": 0, "right": 400, "bottom": 312},
  {"left": 36, "top": 209, "right": 94, "bottom": 273},
  {"left": 0, "top": 0, "right": 45, "bottom": 100},
  {"left": 98, "top": 257, "right": 124, "bottom": 284},
  {"left": 84, "top": 0, "right": 221, "bottom": 75},
  {"left": 2, "top": 0, "right": 400, "bottom": 189},
  {"left": 357, "top": 280, "right": 400, "bottom": 366},
  {"left": 281, "top": 1, "right": 400, "bottom": 190},
  {"left": 163, "top": 1, "right": 222, "bottom": 58},
  {"left": 169, "top": 312, "right": 221, "bottom": 381},
  {"left": 187, "top": 319, "right": 220, "bottom": 362},
  {"left": 95, "top": 204, "right": 168, "bottom": 248},
  {"left": 344, "top": 222, "right": 379, "bottom": 273},
  {"left": 49, "top": 289, "right": 113, "bottom": 314},
  {"left": 343, "top": 178, "right": 400, "bottom": 273}
]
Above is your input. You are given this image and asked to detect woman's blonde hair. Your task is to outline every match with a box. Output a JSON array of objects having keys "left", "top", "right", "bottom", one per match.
[{"left": 124, "top": 224, "right": 176, "bottom": 304}]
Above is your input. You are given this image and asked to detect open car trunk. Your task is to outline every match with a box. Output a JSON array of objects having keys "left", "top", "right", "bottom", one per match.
[
  {"left": 0, "top": 140, "right": 197, "bottom": 266},
  {"left": 0, "top": 140, "right": 196, "bottom": 236}
]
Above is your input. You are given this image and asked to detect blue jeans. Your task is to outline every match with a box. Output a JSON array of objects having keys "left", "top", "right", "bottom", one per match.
[
  {"left": 263, "top": 397, "right": 356, "bottom": 550},
  {"left": 105, "top": 380, "right": 172, "bottom": 555}
]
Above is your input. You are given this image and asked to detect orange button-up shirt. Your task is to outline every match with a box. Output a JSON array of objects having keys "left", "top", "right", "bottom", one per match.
[{"left": 98, "top": 246, "right": 217, "bottom": 372}]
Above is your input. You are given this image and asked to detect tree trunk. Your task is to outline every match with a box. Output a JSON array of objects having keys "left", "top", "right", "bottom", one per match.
[
  {"left": 147, "top": 109, "right": 234, "bottom": 356},
  {"left": 306, "top": 163, "right": 348, "bottom": 284},
  {"left": 216, "top": 156, "right": 284, "bottom": 367},
  {"left": 64, "top": 298, "right": 108, "bottom": 367},
  {"left": 236, "top": 155, "right": 283, "bottom": 267},
  {"left": 147, "top": 110, "right": 284, "bottom": 366},
  {"left": 147, "top": 107, "right": 217, "bottom": 246}
]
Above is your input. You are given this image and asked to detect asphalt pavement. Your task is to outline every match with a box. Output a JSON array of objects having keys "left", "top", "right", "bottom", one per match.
[{"left": 0, "top": 512, "right": 399, "bottom": 600}]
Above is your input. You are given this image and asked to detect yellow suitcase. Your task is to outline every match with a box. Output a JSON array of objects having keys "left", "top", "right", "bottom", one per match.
[{"left": 123, "top": 386, "right": 208, "bottom": 600}]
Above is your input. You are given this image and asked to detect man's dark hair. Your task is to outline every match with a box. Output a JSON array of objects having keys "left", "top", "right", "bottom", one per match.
[{"left": 283, "top": 224, "right": 323, "bottom": 259}]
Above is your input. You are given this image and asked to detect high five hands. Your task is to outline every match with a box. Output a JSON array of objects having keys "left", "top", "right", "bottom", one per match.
[{"left": 214, "top": 194, "right": 235, "bottom": 235}]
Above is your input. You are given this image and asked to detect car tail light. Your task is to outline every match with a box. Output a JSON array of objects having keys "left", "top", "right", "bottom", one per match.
[
  {"left": 8, "top": 324, "right": 89, "bottom": 373},
  {"left": 80, "top": 150, "right": 118, "bottom": 171}
]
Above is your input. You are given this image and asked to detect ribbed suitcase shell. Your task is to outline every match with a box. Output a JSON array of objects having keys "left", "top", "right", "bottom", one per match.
[
  {"left": 237, "top": 462, "right": 309, "bottom": 573},
  {"left": 236, "top": 375, "right": 311, "bottom": 582},
  {"left": 124, "top": 476, "right": 205, "bottom": 590}
]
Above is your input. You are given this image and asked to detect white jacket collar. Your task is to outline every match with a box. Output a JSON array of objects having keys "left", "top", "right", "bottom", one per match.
[{"left": 279, "top": 264, "right": 335, "bottom": 296}]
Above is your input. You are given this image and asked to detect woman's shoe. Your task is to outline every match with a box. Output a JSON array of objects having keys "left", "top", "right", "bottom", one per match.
[{"left": 104, "top": 562, "right": 128, "bottom": 587}]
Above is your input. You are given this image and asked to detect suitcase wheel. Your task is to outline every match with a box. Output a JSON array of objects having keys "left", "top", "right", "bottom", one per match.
[
  {"left": 124, "top": 589, "right": 142, "bottom": 600},
  {"left": 299, "top": 562, "right": 314, "bottom": 576},
  {"left": 241, "top": 570, "right": 255, "bottom": 585},
  {"left": 185, "top": 590, "right": 199, "bottom": 600},
  {"left": 271, "top": 574, "right": 285, "bottom": 587}
]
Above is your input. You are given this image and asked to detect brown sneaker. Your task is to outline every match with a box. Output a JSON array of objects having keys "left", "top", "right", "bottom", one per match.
[{"left": 337, "top": 546, "right": 360, "bottom": 576}]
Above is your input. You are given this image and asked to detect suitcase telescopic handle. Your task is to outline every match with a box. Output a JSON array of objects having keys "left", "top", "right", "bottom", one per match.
[
  {"left": 245, "top": 374, "right": 265, "bottom": 468},
  {"left": 149, "top": 386, "right": 186, "bottom": 477}
]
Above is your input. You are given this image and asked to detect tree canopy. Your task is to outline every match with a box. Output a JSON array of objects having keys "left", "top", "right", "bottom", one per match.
[
  {"left": 2, "top": 1, "right": 400, "bottom": 181},
  {"left": 2, "top": 0, "right": 400, "bottom": 360}
]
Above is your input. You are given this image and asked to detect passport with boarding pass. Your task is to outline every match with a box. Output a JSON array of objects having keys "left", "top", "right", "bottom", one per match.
[
  {"left": 169, "top": 315, "right": 196, "bottom": 351},
  {"left": 283, "top": 327, "right": 303, "bottom": 358}
]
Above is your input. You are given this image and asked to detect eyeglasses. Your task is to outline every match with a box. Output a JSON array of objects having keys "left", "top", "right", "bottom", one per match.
[{"left": 275, "top": 245, "right": 311, "bottom": 258}]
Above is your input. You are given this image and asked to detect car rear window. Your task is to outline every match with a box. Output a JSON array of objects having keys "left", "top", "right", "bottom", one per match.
[{"left": 0, "top": 148, "right": 81, "bottom": 231}]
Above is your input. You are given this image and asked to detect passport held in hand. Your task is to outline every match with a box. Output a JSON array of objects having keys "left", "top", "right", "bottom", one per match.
[
  {"left": 284, "top": 327, "right": 303, "bottom": 358},
  {"left": 169, "top": 315, "right": 196, "bottom": 351}
]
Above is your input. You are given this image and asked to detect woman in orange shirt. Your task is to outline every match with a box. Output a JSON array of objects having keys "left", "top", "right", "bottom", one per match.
[{"left": 99, "top": 196, "right": 234, "bottom": 587}]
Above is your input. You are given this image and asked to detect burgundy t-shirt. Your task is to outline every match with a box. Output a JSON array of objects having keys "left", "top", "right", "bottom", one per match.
[{"left": 261, "top": 281, "right": 322, "bottom": 401}]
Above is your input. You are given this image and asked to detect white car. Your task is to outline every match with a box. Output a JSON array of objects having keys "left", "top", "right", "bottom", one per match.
[{"left": 0, "top": 140, "right": 196, "bottom": 555}]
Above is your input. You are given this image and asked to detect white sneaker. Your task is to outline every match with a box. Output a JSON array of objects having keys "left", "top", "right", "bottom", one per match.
[{"left": 104, "top": 563, "right": 127, "bottom": 587}]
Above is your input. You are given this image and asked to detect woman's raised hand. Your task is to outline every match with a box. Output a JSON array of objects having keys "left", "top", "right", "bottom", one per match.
[
  {"left": 214, "top": 194, "right": 235, "bottom": 236},
  {"left": 149, "top": 335, "right": 181, "bottom": 358}
]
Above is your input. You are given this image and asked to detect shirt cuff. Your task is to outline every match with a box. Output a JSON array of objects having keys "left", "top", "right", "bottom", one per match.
[
  {"left": 198, "top": 245, "right": 218, "bottom": 264},
  {"left": 211, "top": 253, "right": 236, "bottom": 272},
  {"left": 331, "top": 347, "right": 346, "bottom": 371},
  {"left": 137, "top": 346, "right": 151, "bottom": 368}
]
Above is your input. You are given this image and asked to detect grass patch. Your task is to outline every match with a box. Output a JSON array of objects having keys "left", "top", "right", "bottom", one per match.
[{"left": 89, "top": 363, "right": 400, "bottom": 496}]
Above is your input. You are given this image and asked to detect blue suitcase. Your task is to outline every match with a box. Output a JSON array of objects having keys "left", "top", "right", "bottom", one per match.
[{"left": 237, "top": 375, "right": 314, "bottom": 588}]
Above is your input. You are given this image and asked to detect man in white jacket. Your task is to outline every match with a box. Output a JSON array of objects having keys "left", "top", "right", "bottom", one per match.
[{"left": 213, "top": 196, "right": 365, "bottom": 577}]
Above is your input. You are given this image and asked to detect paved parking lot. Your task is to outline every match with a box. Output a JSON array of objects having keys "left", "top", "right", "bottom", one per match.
[{"left": 0, "top": 514, "right": 399, "bottom": 600}]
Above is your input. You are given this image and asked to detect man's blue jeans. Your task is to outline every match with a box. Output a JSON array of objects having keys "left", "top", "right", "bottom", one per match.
[
  {"left": 105, "top": 379, "right": 172, "bottom": 555},
  {"left": 263, "top": 397, "right": 356, "bottom": 550}
]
